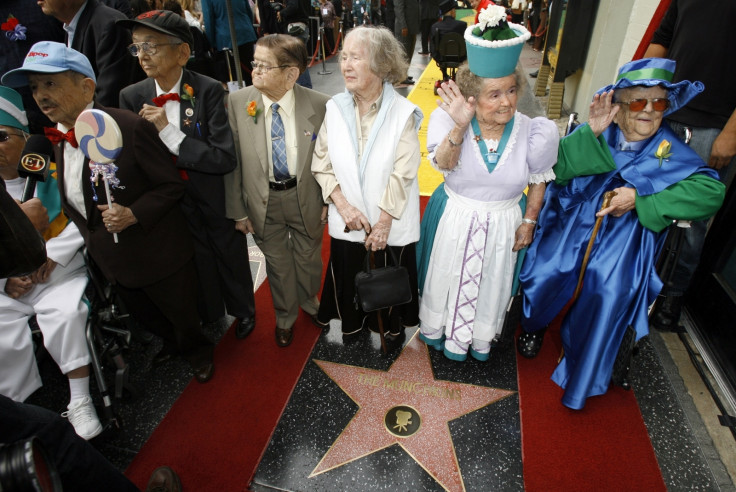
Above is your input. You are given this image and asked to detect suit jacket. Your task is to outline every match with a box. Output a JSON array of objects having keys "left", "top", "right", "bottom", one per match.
[
  {"left": 394, "top": 0, "right": 420, "bottom": 34},
  {"left": 430, "top": 16, "right": 467, "bottom": 60},
  {"left": 55, "top": 105, "right": 194, "bottom": 288},
  {"left": 70, "top": 0, "right": 143, "bottom": 107},
  {"left": 225, "top": 84, "right": 329, "bottom": 239},
  {"left": 119, "top": 70, "right": 237, "bottom": 217}
]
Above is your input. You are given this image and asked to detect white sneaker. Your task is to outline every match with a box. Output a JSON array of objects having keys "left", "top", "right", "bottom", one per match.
[{"left": 62, "top": 396, "right": 103, "bottom": 440}]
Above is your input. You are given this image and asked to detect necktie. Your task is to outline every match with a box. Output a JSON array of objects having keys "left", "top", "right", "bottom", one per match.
[
  {"left": 270, "top": 103, "right": 290, "bottom": 182},
  {"left": 44, "top": 127, "right": 78, "bottom": 148},
  {"left": 152, "top": 93, "right": 181, "bottom": 107}
]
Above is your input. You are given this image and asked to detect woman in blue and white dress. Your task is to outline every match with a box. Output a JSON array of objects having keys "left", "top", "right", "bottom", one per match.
[{"left": 418, "top": 63, "right": 558, "bottom": 361}]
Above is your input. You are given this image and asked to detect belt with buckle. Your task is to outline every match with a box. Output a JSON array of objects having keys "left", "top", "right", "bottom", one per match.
[{"left": 269, "top": 177, "right": 297, "bottom": 191}]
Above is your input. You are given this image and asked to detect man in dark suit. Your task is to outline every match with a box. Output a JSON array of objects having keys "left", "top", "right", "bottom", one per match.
[
  {"left": 394, "top": 0, "right": 419, "bottom": 84},
  {"left": 429, "top": 0, "right": 467, "bottom": 79},
  {"left": 225, "top": 34, "right": 329, "bottom": 347},
  {"left": 119, "top": 10, "right": 256, "bottom": 337},
  {"left": 38, "top": 0, "right": 142, "bottom": 107},
  {"left": 2, "top": 41, "right": 215, "bottom": 383}
]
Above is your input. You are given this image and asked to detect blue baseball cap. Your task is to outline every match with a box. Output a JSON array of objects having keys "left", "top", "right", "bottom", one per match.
[{"left": 1, "top": 41, "right": 97, "bottom": 88}]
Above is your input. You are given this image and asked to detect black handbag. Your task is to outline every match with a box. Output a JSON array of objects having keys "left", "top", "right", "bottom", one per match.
[{"left": 354, "top": 248, "right": 412, "bottom": 313}]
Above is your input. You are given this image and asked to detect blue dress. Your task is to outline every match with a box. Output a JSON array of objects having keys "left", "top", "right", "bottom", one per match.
[{"left": 520, "top": 124, "right": 723, "bottom": 410}]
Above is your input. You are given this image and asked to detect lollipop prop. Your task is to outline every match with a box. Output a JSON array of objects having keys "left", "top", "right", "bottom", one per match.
[{"left": 75, "top": 109, "right": 124, "bottom": 243}]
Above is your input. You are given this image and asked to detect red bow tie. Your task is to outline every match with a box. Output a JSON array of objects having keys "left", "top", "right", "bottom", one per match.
[
  {"left": 44, "top": 127, "right": 78, "bottom": 148},
  {"left": 152, "top": 93, "right": 181, "bottom": 107}
]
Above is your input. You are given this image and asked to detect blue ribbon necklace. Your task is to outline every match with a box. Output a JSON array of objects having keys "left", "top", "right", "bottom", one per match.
[{"left": 471, "top": 115, "right": 514, "bottom": 173}]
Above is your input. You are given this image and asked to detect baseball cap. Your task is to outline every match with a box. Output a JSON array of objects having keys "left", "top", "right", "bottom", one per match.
[
  {"left": 117, "top": 10, "right": 193, "bottom": 48},
  {"left": 1, "top": 41, "right": 96, "bottom": 88}
]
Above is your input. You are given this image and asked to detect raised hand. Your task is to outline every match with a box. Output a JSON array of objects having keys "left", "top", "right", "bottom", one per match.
[
  {"left": 588, "top": 90, "right": 619, "bottom": 137},
  {"left": 437, "top": 79, "right": 476, "bottom": 129}
]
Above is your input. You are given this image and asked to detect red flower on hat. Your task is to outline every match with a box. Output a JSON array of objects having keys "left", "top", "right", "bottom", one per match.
[{"left": 2, "top": 15, "right": 26, "bottom": 41}]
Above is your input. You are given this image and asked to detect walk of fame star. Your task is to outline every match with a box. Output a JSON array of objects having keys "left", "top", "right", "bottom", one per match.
[{"left": 310, "top": 333, "right": 515, "bottom": 492}]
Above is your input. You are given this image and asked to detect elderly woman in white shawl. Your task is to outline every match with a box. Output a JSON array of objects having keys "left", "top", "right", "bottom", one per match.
[{"left": 312, "top": 25, "right": 423, "bottom": 344}]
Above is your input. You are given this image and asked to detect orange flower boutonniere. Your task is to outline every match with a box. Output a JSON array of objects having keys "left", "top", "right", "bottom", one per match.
[
  {"left": 181, "top": 83, "right": 196, "bottom": 108},
  {"left": 655, "top": 139, "right": 672, "bottom": 167},
  {"left": 247, "top": 100, "right": 261, "bottom": 123}
]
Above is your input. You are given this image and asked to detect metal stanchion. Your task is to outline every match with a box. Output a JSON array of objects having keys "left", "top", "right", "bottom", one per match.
[{"left": 317, "top": 26, "right": 333, "bottom": 75}]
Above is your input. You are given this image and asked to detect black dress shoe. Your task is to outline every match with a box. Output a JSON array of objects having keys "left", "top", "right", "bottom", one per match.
[
  {"left": 650, "top": 295, "right": 683, "bottom": 332},
  {"left": 145, "top": 466, "right": 182, "bottom": 492},
  {"left": 309, "top": 314, "right": 329, "bottom": 329},
  {"left": 276, "top": 326, "right": 293, "bottom": 347},
  {"left": 235, "top": 315, "right": 256, "bottom": 339},
  {"left": 153, "top": 346, "right": 177, "bottom": 366},
  {"left": 529, "top": 69, "right": 539, "bottom": 78},
  {"left": 516, "top": 327, "right": 547, "bottom": 359},
  {"left": 193, "top": 361, "right": 214, "bottom": 383},
  {"left": 418, "top": 51, "right": 429, "bottom": 55},
  {"left": 400, "top": 78, "right": 415, "bottom": 85}
]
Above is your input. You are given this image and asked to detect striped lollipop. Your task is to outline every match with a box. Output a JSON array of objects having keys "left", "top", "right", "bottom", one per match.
[
  {"left": 75, "top": 109, "right": 123, "bottom": 163},
  {"left": 75, "top": 109, "right": 124, "bottom": 243}
]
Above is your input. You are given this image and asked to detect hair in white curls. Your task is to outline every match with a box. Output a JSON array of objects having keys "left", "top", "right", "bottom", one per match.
[{"left": 342, "top": 26, "right": 409, "bottom": 85}]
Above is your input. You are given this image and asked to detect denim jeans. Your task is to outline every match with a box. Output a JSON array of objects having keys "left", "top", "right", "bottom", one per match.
[{"left": 661, "top": 120, "right": 735, "bottom": 295}]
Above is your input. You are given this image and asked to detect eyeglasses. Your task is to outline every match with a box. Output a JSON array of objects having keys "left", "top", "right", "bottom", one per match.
[
  {"left": 127, "top": 42, "right": 182, "bottom": 57},
  {"left": 0, "top": 130, "right": 25, "bottom": 142},
  {"left": 250, "top": 61, "right": 290, "bottom": 72},
  {"left": 616, "top": 98, "right": 670, "bottom": 112}
]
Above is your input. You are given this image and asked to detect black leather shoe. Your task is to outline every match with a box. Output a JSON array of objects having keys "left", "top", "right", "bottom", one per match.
[
  {"left": 516, "top": 327, "right": 547, "bottom": 359},
  {"left": 235, "top": 315, "right": 256, "bottom": 339},
  {"left": 529, "top": 69, "right": 539, "bottom": 78},
  {"left": 650, "top": 295, "right": 683, "bottom": 332},
  {"left": 153, "top": 346, "right": 176, "bottom": 366},
  {"left": 145, "top": 466, "right": 182, "bottom": 492},
  {"left": 276, "top": 326, "right": 293, "bottom": 347},
  {"left": 310, "top": 314, "right": 329, "bottom": 329},
  {"left": 193, "top": 361, "right": 214, "bottom": 383}
]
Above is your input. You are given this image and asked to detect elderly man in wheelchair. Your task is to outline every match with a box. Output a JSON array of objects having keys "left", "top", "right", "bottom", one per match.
[
  {"left": 0, "top": 87, "right": 102, "bottom": 440},
  {"left": 430, "top": 0, "right": 467, "bottom": 94}
]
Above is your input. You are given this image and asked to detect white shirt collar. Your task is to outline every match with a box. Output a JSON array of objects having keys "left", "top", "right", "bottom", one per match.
[
  {"left": 262, "top": 88, "right": 295, "bottom": 117},
  {"left": 63, "top": 1, "right": 87, "bottom": 47},
  {"left": 155, "top": 70, "right": 184, "bottom": 97}
]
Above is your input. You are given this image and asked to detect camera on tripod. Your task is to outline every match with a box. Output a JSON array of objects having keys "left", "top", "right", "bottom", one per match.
[{"left": 0, "top": 437, "right": 61, "bottom": 492}]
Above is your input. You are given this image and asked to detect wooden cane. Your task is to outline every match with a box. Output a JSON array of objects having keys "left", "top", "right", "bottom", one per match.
[
  {"left": 370, "top": 250, "right": 389, "bottom": 354},
  {"left": 558, "top": 190, "right": 617, "bottom": 362}
]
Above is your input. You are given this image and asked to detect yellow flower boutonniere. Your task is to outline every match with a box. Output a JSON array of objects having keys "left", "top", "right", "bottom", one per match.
[
  {"left": 181, "top": 83, "right": 196, "bottom": 108},
  {"left": 655, "top": 139, "right": 673, "bottom": 167},
  {"left": 247, "top": 100, "right": 261, "bottom": 123}
]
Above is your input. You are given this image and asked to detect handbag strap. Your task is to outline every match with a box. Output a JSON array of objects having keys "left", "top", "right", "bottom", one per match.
[{"left": 362, "top": 247, "right": 401, "bottom": 272}]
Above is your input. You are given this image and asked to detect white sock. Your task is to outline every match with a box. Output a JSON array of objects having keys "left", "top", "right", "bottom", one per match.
[{"left": 68, "top": 376, "right": 90, "bottom": 404}]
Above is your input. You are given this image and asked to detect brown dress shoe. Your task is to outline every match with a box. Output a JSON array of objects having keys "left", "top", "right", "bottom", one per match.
[
  {"left": 145, "top": 466, "right": 182, "bottom": 492},
  {"left": 276, "top": 326, "right": 293, "bottom": 347},
  {"left": 193, "top": 361, "right": 214, "bottom": 383}
]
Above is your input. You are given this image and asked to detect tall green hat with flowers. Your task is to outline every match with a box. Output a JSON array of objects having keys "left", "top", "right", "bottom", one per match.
[{"left": 465, "top": 4, "right": 531, "bottom": 78}]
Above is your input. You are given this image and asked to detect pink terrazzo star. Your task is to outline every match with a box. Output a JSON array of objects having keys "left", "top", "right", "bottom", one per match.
[{"left": 311, "top": 333, "right": 515, "bottom": 491}]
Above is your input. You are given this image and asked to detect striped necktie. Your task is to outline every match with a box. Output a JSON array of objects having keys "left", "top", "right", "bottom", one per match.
[{"left": 271, "top": 103, "right": 290, "bottom": 181}]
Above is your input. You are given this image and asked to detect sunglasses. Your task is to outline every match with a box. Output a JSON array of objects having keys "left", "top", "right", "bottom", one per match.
[
  {"left": 0, "top": 130, "right": 25, "bottom": 142},
  {"left": 127, "top": 42, "right": 182, "bottom": 57},
  {"left": 616, "top": 98, "right": 670, "bottom": 112}
]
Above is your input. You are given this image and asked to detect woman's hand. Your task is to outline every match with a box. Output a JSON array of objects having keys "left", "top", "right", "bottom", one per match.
[
  {"left": 98, "top": 203, "right": 137, "bottom": 234},
  {"left": 437, "top": 79, "right": 476, "bottom": 129},
  {"left": 596, "top": 187, "right": 636, "bottom": 217},
  {"left": 331, "top": 186, "right": 372, "bottom": 233},
  {"left": 365, "top": 211, "right": 392, "bottom": 251},
  {"left": 5, "top": 276, "right": 32, "bottom": 299},
  {"left": 235, "top": 217, "right": 255, "bottom": 234},
  {"left": 512, "top": 223, "right": 535, "bottom": 251},
  {"left": 588, "top": 90, "right": 619, "bottom": 137}
]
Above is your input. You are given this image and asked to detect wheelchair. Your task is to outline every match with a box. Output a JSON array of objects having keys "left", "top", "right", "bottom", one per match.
[{"left": 431, "top": 31, "right": 467, "bottom": 95}]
